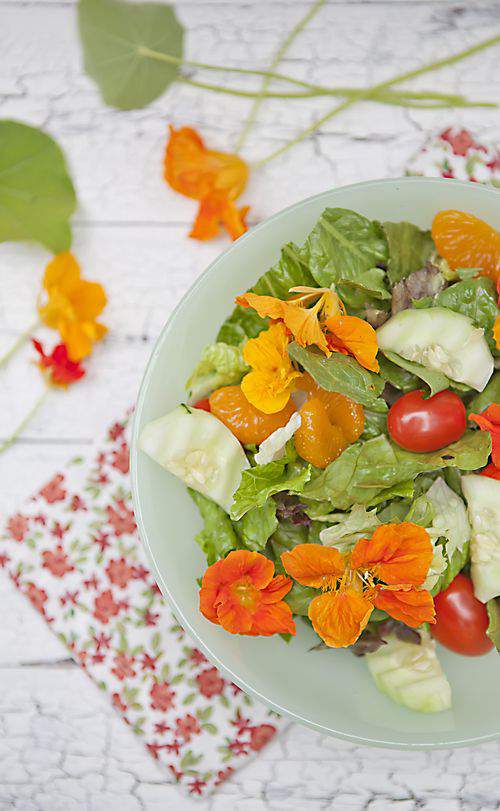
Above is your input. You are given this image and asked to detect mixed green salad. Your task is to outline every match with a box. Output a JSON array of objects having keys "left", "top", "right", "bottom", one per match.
[{"left": 140, "top": 206, "right": 500, "bottom": 714}]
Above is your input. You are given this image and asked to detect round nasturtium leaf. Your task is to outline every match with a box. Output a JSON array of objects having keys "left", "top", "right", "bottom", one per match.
[
  {"left": 0, "top": 120, "right": 76, "bottom": 254},
  {"left": 78, "top": 0, "right": 184, "bottom": 110}
]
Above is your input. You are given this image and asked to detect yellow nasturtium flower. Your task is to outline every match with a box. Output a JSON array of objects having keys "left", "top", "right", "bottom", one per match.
[{"left": 240, "top": 322, "right": 301, "bottom": 414}]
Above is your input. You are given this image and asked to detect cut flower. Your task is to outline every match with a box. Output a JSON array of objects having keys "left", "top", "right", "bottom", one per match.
[
  {"left": 469, "top": 403, "right": 500, "bottom": 474},
  {"left": 281, "top": 522, "right": 435, "bottom": 648},
  {"left": 199, "top": 549, "right": 296, "bottom": 637},
  {"left": 33, "top": 339, "right": 85, "bottom": 387},
  {"left": 164, "top": 126, "right": 249, "bottom": 241},
  {"left": 241, "top": 322, "right": 301, "bottom": 414},
  {"left": 236, "top": 286, "right": 379, "bottom": 370},
  {"left": 38, "top": 252, "right": 107, "bottom": 362}
]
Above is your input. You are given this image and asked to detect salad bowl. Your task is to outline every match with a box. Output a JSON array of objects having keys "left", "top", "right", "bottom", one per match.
[{"left": 131, "top": 177, "right": 500, "bottom": 749}]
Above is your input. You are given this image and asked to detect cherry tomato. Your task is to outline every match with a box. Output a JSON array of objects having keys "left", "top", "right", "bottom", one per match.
[
  {"left": 431, "top": 573, "right": 493, "bottom": 656},
  {"left": 193, "top": 397, "right": 211, "bottom": 412},
  {"left": 387, "top": 389, "right": 466, "bottom": 452}
]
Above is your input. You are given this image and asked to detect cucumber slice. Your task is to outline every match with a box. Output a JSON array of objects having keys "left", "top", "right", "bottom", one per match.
[
  {"left": 139, "top": 406, "right": 249, "bottom": 513},
  {"left": 366, "top": 635, "right": 452, "bottom": 713},
  {"left": 461, "top": 474, "right": 500, "bottom": 603},
  {"left": 377, "top": 307, "right": 493, "bottom": 392}
]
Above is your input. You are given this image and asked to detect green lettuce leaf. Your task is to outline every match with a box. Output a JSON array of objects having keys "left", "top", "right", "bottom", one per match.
[
  {"left": 338, "top": 268, "right": 391, "bottom": 301},
  {"left": 468, "top": 371, "right": 500, "bottom": 415},
  {"left": 302, "top": 208, "right": 388, "bottom": 288},
  {"left": 268, "top": 520, "right": 309, "bottom": 571},
  {"left": 230, "top": 449, "right": 311, "bottom": 521},
  {"left": 432, "top": 543, "right": 469, "bottom": 595},
  {"left": 433, "top": 278, "right": 498, "bottom": 352},
  {"left": 288, "top": 342, "right": 387, "bottom": 413},
  {"left": 486, "top": 598, "right": 500, "bottom": 653},
  {"left": 382, "top": 221, "right": 434, "bottom": 285},
  {"left": 382, "top": 350, "right": 450, "bottom": 397},
  {"left": 186, "top": 342, "right": 248, "bottom": 401},
  {"left": 368, "top": 479, "right": 415, "bottom": 506},
  {"left": 319, "top": 505, "right": 381, "bottom": 552},
  {"left": 218, "top": 243, "right": 315, "bottom": 345},
  {"left": 285, "top": 583, "right": 316, "bottom": 616},
  {"left": 234, "top": 500, "right": 278, "bottom": 552},
  {"left": 303, "top": 431, "right": 491, "bottom": 510},
  {"left": 378, "top": 354, "right": 420, "bottom": 392},
  {"left": 361, "top": 410, "right": 387, "bottom": 440},
  {"left": 188, "top": 489, "right": 239, "bottom": 565}
]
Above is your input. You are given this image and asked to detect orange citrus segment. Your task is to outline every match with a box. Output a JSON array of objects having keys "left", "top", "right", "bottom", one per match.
[
  {"left": 296, "top": 373, "right": 364, "bottom": 443},
  {"left": 431, "top": 210, "right": 500, "bottom": 282},
  {"left": 209, "top": 385, "right": 296, "bottom": 445},
  {"left": 294, "top": 397, "right": 348, "bottom": 469}
]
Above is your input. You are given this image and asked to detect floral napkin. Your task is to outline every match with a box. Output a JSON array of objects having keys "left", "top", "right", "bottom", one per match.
[
  {"left": 1, "top": 411, "right": 282, "bottom": 798},
  {"left": 1, "top": 126, "right": 498, "bottom": 799}
]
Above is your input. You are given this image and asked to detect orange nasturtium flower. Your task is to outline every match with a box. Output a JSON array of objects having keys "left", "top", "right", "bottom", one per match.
[
  {"left": 240, "top": 322, "right": 301, "bottom": 414},
  {"left": 33, "top": 340, "right": 85, "bottom": 387},
  {"left": 494, "top": 278, "right": 500, "bottom": 350},
  {"left": 199, "top": 550, "right": 296, "bottom": 637},
  {"left": 469, "top": 403, "right": 500, "bottom": 478},
  {"left": 281, "top": 523, "right": 435, "bottom": 648},
  {"left": 38, "top": 253, "right": 107, "bottom": 362},
  {"left": 164, "top": 126, "right": 249, "bottom": 241},
  {"left": 236, "top": 286, "right": 379, "bottom": 372}
]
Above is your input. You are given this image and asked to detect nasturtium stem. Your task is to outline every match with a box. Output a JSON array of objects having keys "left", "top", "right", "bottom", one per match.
[
  {"left": 0, "top": 318, "right": 40, "bottom": 371},
  {"left": 254, "top": 33, "right": 500, "bottom": 168},
  {"left": 179, "top": 77, "right": 494, "bottom": 108},
  {"left": 0, "top": 387, "right": 49, "bottom": 456},
  {"left": 234, "top": 0, "right": 327, "bottom": 152}
]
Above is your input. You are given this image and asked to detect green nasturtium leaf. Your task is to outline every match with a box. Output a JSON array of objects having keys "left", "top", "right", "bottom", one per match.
[
  {"left": 0, "top": 121, "right": 76, "bottom": 253},
  {"left": 78, "top": 0, "right": 184, "bottom": 110}
]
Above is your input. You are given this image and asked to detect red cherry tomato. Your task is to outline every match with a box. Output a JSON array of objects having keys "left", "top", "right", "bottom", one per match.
[
  {"left": 431, "top": 573, "right": 493, "bottom": 656},
  {"left": 387, "top": 389, "right": 466, "bottom": 452},
  {"left": 193, "top": 397, "right": 211, "bottom": 412}
]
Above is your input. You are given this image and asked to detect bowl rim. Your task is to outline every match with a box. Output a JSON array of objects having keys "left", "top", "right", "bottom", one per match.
[{"left": 131, "top": 176, "right": 500, "bottom": 749}]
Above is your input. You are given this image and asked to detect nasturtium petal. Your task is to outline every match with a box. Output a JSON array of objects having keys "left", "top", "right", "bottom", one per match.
[
  {"left": 351, "top": 522, "right": 433, "bottom": 586},
  {"left": 374, "top": 586, "right": 436, "bottom": 628},
  {"left": 281, "top": 543, "right": 344, "bottom": 588},
  {"left": 308, "top": 588, "right": 373, "bottom": 648},
  {"left": 0, "top": 121, "right": 76, "bottom": 253}
]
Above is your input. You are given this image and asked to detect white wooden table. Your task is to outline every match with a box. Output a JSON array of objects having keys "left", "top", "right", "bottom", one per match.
[{"left": 1, "top": 1, "right": 500, "bottom": 808}]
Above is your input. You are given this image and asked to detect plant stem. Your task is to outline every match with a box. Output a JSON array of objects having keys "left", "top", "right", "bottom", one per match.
[
  {"left": 0, "top": 318, "right": 40, "bottom": 371},
  {"left": 254, "top": 33, "right": 500, "bottom": 167},
  {"left": 0, "top": 387, "right": 49, "bottom": 456},
  {"left": 234, "top": 0, "right": 326, "bottom": 152},
  {"left": 178, "top": 77, "right": 494, "bottom": 108}
]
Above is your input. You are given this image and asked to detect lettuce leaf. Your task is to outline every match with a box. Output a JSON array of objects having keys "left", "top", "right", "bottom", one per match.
[
  {"left": 189, "top": 489, "right": 239, "bottom": 565},
  {"left": 382, "top": 350, "right": 450, "bottom": 397},
  {"left": 338, "top": 268, "right": 391, "bottom": 301},
  {"left": 303, "top": 431, "right": 491, "bottom": 510},
  {"left": 433, "top": 278, "right": 498, "bottom": 352},
  {"left": 285, "top": 583, "right": 316, "bottom": 616},
  {"left": 234, "top": 499, "right": 278, "bottom": 552},
  {"left": 230, "top": 448, "right": 311, "bottom": 520},
  {"left": 218, "top": 242, "right": 315, "bottom": 345},
  {"left": 288, "top": 342, "right": 387, "bottom": 413},
  {"left": 186, "top": 342, "right": 248, "bottom": 401},
  {"left": 468, "top": 370, "right": 500, "bottom": 415},
  {"left": 319, "top": 505, "right": 381, "bottom": 552},
  {"left": 486, "top": 598, "right": 500, "bottom": 653},
  {"left": 362, "top": 410, "right": 387, "bottom": 440},
  {"left": 382, "top": 221, "right": 434, "bottom": 285},
  {"left": 268, "top": 520, "right": 309, "bottom": 571},
  {"left": 378, "top": 354, "right": 420, "bottom": 392},
  {"left": 302, "top": 208, "right": 388, "bottom": 288}
]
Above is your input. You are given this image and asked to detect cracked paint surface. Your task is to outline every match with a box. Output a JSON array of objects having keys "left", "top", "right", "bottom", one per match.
[{"left": 1, "top": 0, "right": 500, "bottom": 808}]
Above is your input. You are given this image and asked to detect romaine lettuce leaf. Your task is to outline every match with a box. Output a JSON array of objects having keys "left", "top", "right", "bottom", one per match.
[
  {"left": 468, "top": 371, "right": 500, "bottom": 415},
  {"left": 362, "top": 409, "right": 387, "bottom": 440},
  {"left": 189, "top": 489, "right": 239, "bottom": 565},
  {"left": 378, "top": 354, "right": 420, "bottom": 392},
  {"left": 486, "top": 598, "right": 500, "bottom": 653},
  {"left": 433, "top": 278, "right": 498, "bottom": 352},
  {"left": 230, "top": 448, "right": 311, "bottom": 520},
  {"left": 285, "top": 582, "right": 316, "bottom": 616},
  {"left": 302, "top": 208, "right": 388, "bottom": 288},
  {"left": 382, "top": 221, "right": 434, "bottom": 285},
  {"left": 234, "top": 499, "right": 278, "bottom": 552},
  {"left": 288, "top": 342, "right": 387, "bottom": 413},
  {"left": 218, "top": 242, "right": 315, "bottom": 345},
  {"left": 303, "top": 431, "right": 491, "bottom": 510},
  {"left": 186, "top": 342, "right": 248, "bottom": 401},
  {"left": 338, "top": 267, "right": 391, "bottom": 301},
  {"left": 319, "top": 504, "right": 381, "bottom": 552},
  {"left": 382, "top": 350, "right": 450, "bottom": 397}
]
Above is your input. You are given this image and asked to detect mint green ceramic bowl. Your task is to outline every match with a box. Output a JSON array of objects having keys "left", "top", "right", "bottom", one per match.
[{"left": 131, "top": 177, "right": 500, "bottom": 748}]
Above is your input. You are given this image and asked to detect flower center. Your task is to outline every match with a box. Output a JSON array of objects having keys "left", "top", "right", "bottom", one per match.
[{"left": 230, "top": 576, "right": 260, "bottom": 611}]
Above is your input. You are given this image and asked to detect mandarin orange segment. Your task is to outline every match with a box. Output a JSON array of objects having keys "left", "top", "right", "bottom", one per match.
[
  {"left": 296, "top": 373, "right": 364, "bottom": 443},
  {"left": 431, "top": 210, "right": 500, "bottom": 282},
  {"left": 294, "top": 397, "right": 348, "bottom": 469},
  {"left": 209, "top": 385, "right": 296, "bottom": 445}
]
